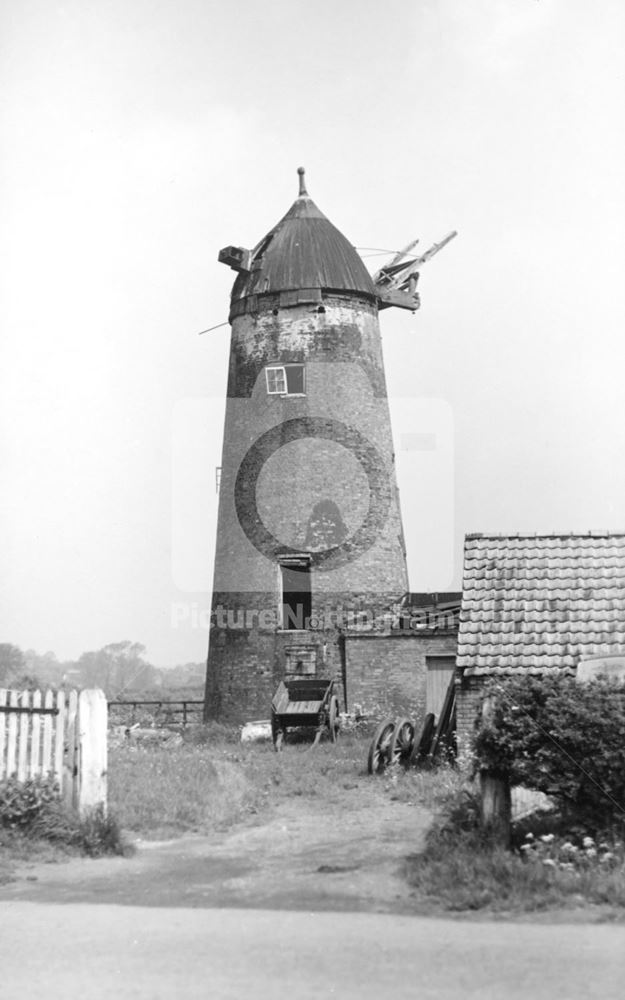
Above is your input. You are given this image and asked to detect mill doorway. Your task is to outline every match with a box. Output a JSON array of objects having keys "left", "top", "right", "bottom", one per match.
[{"left": 280, "top": 561, "right": 312, "bottom": 630}]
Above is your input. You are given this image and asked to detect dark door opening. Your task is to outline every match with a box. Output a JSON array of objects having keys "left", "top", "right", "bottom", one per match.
[{"left": 281, "top": 562, "right": 312, "bottom": 629}]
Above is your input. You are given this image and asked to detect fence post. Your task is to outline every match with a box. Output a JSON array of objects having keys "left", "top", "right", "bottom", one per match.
[
  {"left": 6, "top": 690, "right": 19, "bottom": 777},
  {"left": 479, "top": 696, "right": 511, "bottom": 847},
  {"left": 0, "top": 689, "right": 6, "bottom": 780},
  {"left": 77, "top": 689, "right": 108, "bottom": 816},
  {"left": 63, "top": 690, "right": 79, "bottom": 809},
  {"left": 479, "top": 771, "right": 511, "bottom": 846}
]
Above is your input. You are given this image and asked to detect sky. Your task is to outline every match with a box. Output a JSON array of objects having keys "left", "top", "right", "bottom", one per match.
[{"left": 1, "top": 0, "right": 624, "bottom": 667}]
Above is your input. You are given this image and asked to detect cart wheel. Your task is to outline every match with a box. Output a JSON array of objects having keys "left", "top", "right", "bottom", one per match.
[
  {"left": 367, "top": 717, "right": 395, "bottom": 775},
  {"left": 328, "top": 695, "right": 340, "bottom": 743},
  {"left": 412, "top": 712, "right": 436, "bottom": 763},
  {"left": 390, "top": 717, "right": 415, "bottom": 767}
]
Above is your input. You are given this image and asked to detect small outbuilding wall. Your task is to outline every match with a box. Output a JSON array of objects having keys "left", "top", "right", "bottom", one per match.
[{"left": 344, "top": 631, "right": 458, "bottom": 719}]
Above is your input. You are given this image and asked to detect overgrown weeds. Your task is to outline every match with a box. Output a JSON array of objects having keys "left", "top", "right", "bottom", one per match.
[
  {"left": 108, "top": 730, "right": 396, "bottom": 837},
  {"left": 181, "top": 720, "right": 241, "bottom": 745},
  {"left": 405, "top": 784, "right": 625, "bottom": 912},
  {"left": 109, "top": 743, "right": 262, "bottom": 837},
  {"left": 0, "top": 776, "right": 131, "bottom": 860}
]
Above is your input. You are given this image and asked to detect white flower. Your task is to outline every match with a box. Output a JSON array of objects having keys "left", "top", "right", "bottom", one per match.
[
  {"left": 582, "top": 836, "right": 595, "bottom": 848},
  {"left": 561, "top": 842, "right": 575, "bottom": 853},
  {"left": 540, "top": 833, "right": 555, "bottom": 844},
  {"left": 524, "top": 832, "right": 534, "bottom": 841},
  {"left": 599, "top": 852, "right": 614, "bottom": 863},
  {"left": 542, "top": 858, "right": 556, "bottom": 867},
  {"left": 585, "top": 847, "right": 597, "bottom": 859},
  {"left": 520, "top": 843, "right": 533, "bottom": 852}
]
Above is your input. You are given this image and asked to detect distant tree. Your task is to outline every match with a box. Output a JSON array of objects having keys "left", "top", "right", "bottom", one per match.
[
  {"left": 23, "top": 650, "right": 66, "bottom": 688},
  {"left": 0, "top": 644, "right": 26, "bottom": 685},
  {"left": 160, "top": 662, "right": 205, "bottom": 690},
  {"left": 76, "top": 641, "right": 158, "bottom": 696}
]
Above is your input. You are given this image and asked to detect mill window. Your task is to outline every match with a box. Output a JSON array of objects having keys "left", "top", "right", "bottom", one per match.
[{"left": 265, "top": 364, "right": 305, "bottom": 396}]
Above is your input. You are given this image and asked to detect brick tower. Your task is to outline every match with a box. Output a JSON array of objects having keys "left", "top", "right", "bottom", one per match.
[{"left": 205, "top": 169, "right": 419, "bottom": 720}]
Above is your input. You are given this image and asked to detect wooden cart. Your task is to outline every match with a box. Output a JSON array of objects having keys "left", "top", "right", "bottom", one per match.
[
  {"left": 271, "top": 678, "right": 340, "bottom": 750},
  {"left": 366, "top": 670, "right": 457, "bottom": 774}
]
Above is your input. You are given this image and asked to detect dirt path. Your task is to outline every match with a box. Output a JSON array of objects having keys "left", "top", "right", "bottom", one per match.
[{"left": 0, "top": 793, "right": 433, "bottom": 912}]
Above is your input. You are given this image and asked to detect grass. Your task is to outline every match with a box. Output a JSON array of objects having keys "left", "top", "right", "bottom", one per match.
[
  {"left": 107, "top": 723, "right": 469, "bottom": 844},
  {"left": 15, "top": 722, "right": 623, "bottom": 917},
  {"left": 404, "top": 786, "right": 625, "bottom": 913},
  {"left": 109, "top": 743, "right": 263, "bottom": 837},
  {"left": 108, "top": 728, "right": 383, "bottom": 838}
]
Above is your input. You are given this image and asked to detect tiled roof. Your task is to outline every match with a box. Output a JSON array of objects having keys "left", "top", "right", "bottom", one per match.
[{"left": 458, "top": 532, "right": 625, "bottom": 675}]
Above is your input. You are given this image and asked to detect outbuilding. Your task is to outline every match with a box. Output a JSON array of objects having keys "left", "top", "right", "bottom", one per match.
[{"left": 456, "top": 531, "right": 625, "bottom": 755}]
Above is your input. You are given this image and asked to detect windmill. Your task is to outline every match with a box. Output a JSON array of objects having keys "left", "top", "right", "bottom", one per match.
[{"left": 204, "top": 168, "right": 457, "bottom": 721}]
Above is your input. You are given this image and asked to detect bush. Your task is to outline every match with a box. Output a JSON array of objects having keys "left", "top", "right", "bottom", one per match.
[
  {"left": 474, "top": 675, "right": 625, "bottom": 832},
  {"left": 0, "top": 775, "right": 130, "bottom": 856},
  {"left": 0, "top": 776, "right": 59, "bottom": 829}
]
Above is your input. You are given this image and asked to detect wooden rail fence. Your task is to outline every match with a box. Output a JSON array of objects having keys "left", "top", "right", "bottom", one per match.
[
  {"left": 0, "top": 688, "right": 107, "bottom": 815},
  {"left": 108, "top": 699, "right": 204, "bottom": 726}
]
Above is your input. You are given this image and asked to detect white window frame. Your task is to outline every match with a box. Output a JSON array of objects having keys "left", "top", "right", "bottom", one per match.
[
  {"left": 265, "top": 366, "right": 287, "bottom": 394},
  {"left": 265, "top": 364, "right": 305, "bottom": 396}
]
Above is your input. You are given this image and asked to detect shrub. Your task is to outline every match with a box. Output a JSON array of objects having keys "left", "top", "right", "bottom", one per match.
[
  {"left": 74, "top": 806, "right": 131, "bottom": 857},
  {"left": 0, "top": 776, "right": 59, "bottom": 829},
  {"left": 474, "top": 675, "right": 625, "bottom": 832},
  {"left": 0, "top": 775, "right": 130, "bottom": 856}
]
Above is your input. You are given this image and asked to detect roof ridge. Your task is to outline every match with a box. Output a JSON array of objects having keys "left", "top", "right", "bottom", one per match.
[{"left": 465, "top": 531, "right": 625, "bottom": 540}]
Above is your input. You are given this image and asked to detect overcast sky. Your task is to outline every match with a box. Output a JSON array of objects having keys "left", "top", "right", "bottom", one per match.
[{"left": 1, "top": 0, "right": 624, "bottom": 667}]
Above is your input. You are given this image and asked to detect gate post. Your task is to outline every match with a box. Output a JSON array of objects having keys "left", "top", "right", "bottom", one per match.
[
  {"left": 479, "top": 695, "right": 511, "bottom": 846},
  {"left": 77, "top": 689, "right": 108, "bottom": 816},
  {"left": 479, "top": 770, "right": 511, "bottom": 846}
]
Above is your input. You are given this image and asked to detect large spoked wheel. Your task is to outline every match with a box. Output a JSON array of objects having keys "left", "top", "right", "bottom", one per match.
[
  {"left": 390, "top": 717, "right": 415, "bottom": 767},
  {"left": 271, "top": 710, "right": 284, "bottom": 752},
  {"left": 367, "top": 717, "right": 395, "bottom": 775},
  {"left": 328, "top": 695, "right": 340, "bottom": 743}
]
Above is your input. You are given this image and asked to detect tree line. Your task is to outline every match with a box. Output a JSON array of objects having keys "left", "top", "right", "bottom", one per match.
[{"left": 0, "top": 642, "right": 205, "bottom": 697}]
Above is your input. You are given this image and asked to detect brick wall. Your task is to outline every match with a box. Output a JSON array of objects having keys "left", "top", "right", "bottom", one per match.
[
  {"left": 205, "top": 589, "right": 403, "bottom": 720},
  {"left": 456, "top": 673, "right": 486, "bottom": 762},
  {"left": 211, "top": 297, "right": 408, "bottom": 597},
  {"left": 344, "top": 632, "right": 458, "bottom": 720},
  {"left": 206, "top": 290, "right": 410, "bottom": 719}
]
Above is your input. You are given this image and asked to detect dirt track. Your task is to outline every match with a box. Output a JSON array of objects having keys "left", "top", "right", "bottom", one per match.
[{"left": 0, "top": 790, "right": 432, "bottom": 912}]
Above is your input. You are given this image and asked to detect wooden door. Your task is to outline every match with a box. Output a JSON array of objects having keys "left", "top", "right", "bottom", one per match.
[{"left": 426, "top": 656, "right": 456, "bottom": 721}]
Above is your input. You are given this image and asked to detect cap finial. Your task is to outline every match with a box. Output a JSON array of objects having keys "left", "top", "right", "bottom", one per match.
[{"left": 297, "top": 166, "right": 308, "bottom": 197}]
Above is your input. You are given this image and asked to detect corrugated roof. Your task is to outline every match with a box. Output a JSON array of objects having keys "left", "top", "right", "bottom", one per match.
[
  {"left": 457, "top": 533, "right": 625, "bottom": 675},
  {"left": 230, "top": 174, "right": 376, "bottom": 306}
]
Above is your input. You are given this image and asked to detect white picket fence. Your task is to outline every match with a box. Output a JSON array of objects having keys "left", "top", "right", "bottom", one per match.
[{"left": 0, "top": 688, "right": 107, "bottom": 815}]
